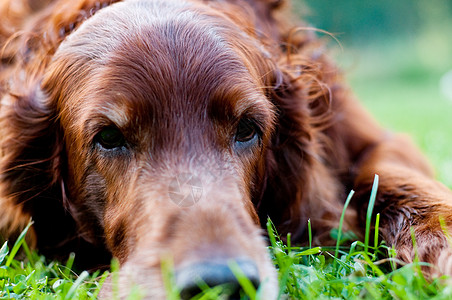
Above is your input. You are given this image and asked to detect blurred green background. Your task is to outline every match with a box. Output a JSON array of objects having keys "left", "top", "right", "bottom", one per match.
[{"left": 296, "top": 0, "right": 452, "bottom": 187}]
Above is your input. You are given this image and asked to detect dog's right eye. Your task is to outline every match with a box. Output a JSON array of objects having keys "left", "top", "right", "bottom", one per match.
[{"left": 95, "top": 127, "right": 126, "bottom": 149}]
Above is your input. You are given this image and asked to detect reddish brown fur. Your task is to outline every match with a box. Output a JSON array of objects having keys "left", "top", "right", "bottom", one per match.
[{"left": 1, "top": 0, "right": 452, "bottom": 298}]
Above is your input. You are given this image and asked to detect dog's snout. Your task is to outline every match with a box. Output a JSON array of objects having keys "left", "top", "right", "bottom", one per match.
[{"left": 176, "top": 259, "right": 260, "bottom": 299}]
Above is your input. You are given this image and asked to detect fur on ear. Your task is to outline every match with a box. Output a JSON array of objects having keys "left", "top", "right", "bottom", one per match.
[
  {"left": 0, "top": 80, "right": 111, "bottom": 268},
  {"left": 257, "top": 30, "right": 356, "bottom": 243},
  {"left": 0, "top": 80, "right": 73, "bottom": 253},
  {"left": 0, "top": 0, "right": 118, "bottom": 267}
]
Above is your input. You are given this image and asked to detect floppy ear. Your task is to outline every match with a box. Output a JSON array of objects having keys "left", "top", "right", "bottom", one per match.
[
  {"left": 0, "top": 82, "right": 74, "bottom": 253},
  {"left": 0, "top": 0, "right": 117, "bottom": 265},
  {"left": 0, "top": 0, "right": 126, "bottom": 214},
  {"left": 0, "top": 84, "right": 111, "bottom": 267},
  {"left": 259, "top": 53, "right": 350, "bottom": 242}
]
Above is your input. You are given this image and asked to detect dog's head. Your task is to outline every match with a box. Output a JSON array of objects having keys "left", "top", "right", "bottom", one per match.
[
  {"left": 1, "top": 0, "right": 341, "bottom": 297},
  {"left": 50, "top": 1, "right": 279, "bottom": 296}
]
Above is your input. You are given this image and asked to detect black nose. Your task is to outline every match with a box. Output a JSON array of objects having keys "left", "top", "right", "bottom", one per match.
[{"left": 175, "top": 259, "right": 260, "bottom": 299}]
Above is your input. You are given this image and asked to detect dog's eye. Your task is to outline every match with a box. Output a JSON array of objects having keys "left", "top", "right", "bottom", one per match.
[
  {"left": 235, "top": 119, "right": 259, "bottom": 146},
  {"left": 96, "top": 127, "right": 125, "bottom": 149}
]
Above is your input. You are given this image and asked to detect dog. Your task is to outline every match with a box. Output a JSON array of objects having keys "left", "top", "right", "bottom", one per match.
[{"left": 1, "top": 0, "right": 452, "bottom": 298}]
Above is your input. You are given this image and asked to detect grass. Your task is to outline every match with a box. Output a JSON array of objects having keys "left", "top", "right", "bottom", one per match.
[
  {"left": 2, "top": 41, "right": 452, "bottom": 299},
  {"left": 0, "top": 228, "right": 108, "bottom": 299}
]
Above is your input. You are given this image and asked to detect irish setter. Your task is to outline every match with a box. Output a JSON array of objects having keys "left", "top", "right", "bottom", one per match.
[{"left": 1, "top": 0, "right": 452, "bottom": 298}]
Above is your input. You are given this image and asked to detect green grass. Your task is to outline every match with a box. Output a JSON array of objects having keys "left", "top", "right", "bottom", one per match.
[{"left": 0, "top": 227, "right": 109, "bottom": 299}]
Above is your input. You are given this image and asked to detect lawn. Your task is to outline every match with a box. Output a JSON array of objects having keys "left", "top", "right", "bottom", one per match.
[{"left": 1, "top": 43, "right": 452, "bottom": 299}]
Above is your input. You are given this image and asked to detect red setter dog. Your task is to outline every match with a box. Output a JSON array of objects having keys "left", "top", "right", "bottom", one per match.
[{"left": 1, "top": 0, "right": 452, "bottom": 298}]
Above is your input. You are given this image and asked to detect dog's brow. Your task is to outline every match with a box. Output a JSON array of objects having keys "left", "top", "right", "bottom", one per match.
[
  {"left": 233, "top": 94, "right": 273, "bottom": 118},
  {"left": 98, "top": 97, "right": 130, "bottom": 127}
]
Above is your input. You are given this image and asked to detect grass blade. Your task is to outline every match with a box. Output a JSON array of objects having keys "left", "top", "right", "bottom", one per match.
[
  {"left": 374, "top": 213, "right": 380, "bottom": 249},
  {"left": 296, "top": 247, "right": 321, "bottom": 256},
  {"left": 5, "top": 221, "right": 33, "bottom": 267},
  {"left": 0, "top": 242, "right": 8, "bottom": 265},
  {"left": 65, "top": 270, "right": 89, "bottom": 299},
  {"left": 365, "top": 175, "right": 379, "bottom": 254},
  {"left": 334, "top": 190, "right": 354, "bottom": 272},
  {"left": 229, "top": 260, "right": 257, "bottom": 300}
]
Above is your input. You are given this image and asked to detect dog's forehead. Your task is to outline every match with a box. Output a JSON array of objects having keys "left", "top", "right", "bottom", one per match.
[
  {"left": 56, "top": 0, "right": 251, "bottom": 66},
  {"left": 54, "top": 0, "right": 268, "bottom": 124},
  {"left": 49, "top": 0, "right": 275, "bottom": 141},
  {"left": 57, "top": 0, "right": 193, "bottom": 56}
]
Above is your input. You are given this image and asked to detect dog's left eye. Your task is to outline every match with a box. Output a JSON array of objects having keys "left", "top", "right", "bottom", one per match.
[
  {"left": 96, "top": 127, "right": 126, "bottom": 149},
  {"left": 235, "top": 119, "right": 259, "bottom": 147}
]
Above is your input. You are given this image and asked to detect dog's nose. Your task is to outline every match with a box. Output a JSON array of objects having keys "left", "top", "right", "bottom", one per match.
[{"left": 176, "top": 259, "right": 260, "bottom": 299}]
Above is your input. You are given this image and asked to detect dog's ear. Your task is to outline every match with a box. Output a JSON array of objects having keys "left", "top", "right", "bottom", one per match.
[
  {"left": 259, "top": 52, "right": 349, "bottom": 242},
  {"left": 0, "top": 81, "right": 79, "bottom": 255},
  {"left": 0, "top": 0, "right": 121, "bottom": 261}
]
